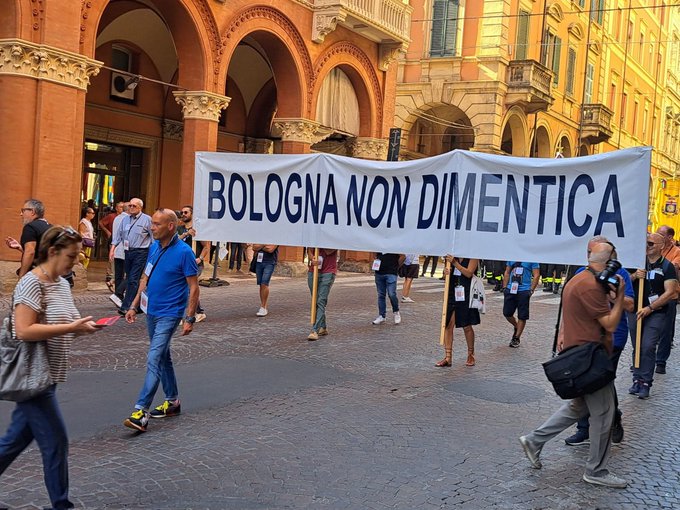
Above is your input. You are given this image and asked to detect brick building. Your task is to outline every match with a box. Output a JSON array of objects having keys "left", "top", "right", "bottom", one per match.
[{"left": 0, "top": 0, "right": 412, "bottom": 288}]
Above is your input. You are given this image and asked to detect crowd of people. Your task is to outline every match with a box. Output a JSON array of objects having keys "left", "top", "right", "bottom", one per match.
[{"left": 1, "top": 196, "right": 679, "bottom": 505}]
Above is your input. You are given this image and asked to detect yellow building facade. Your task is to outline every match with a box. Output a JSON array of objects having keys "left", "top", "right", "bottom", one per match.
[{"left": 396, "top": 0, "right": 680, "bottom": 187}]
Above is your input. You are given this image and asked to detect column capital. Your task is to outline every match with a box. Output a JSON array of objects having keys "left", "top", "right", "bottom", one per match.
[
  {"left": 0, "top": 38, "right": 102, "bottom": 91},
  {"left": 271, "top": 118, "right": 332, "bottom": 145},
  {"left": 172, "top": 91, "right": 230, "bottom": 122},
  {"left": 348, "top": 137, "right": 389, "bottom": 160}
]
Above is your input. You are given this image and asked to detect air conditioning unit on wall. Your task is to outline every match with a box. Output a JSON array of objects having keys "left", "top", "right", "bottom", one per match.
[{"left": 110, "top": 71, "right": 135, "bottom": 102}]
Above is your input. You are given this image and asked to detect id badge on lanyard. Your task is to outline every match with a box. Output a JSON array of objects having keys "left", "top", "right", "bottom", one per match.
[
  {"left": 123, "top": 239, "right": 129, "bottom": 251},
  {"left": 140, "top": 291, "right": 148, "bottom": 313},
  {"left": 257, "top": 252, "right": 264, "bottom": 263},
  {"left": 372, "top": 259, "right": 381, "bottom": 271},
  {"left": 510, "top": 281, "right": 519, "bottom": 294},
  {"left": 454, "top": 285, "right": 465, "bottom": 301}
]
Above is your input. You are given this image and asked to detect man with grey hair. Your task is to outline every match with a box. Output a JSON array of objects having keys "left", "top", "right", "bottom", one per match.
[
  {"left": 4, "top": 198, "right": 50, "bottom": 278},
  {"left": 123, "top": 208, "right": 199, "bottom": 432},
  {"left": 112, "top": 197, "right": 152, "bottom": 314},
  {"left": 520, "top": 242, "right": 628, "bottom": 488}
]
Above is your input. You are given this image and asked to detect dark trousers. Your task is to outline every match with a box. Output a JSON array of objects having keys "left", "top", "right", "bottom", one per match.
[
  {"left": 575, "top": 346, "right": 623, "bottom": 434},
  {"left": 656, "top": 302, "right": 677, "bottom": 367},
  {"left": 631, "top": 311, "right": 666, "bottom": 386},
  {"left": 121, "top": 248, "right": 148, "bottom": 311},
  {"left": 114, "top": 257, "right": 126, "bottom": 299},
  {"left": 421, "top": 256, "right": 438, "bottom": 276},
  {"left": 229, "top": 242, "right": 244, "bottom": 270},
  {"left": 0, "top": 385, "right": 73, "bottom": 509}
]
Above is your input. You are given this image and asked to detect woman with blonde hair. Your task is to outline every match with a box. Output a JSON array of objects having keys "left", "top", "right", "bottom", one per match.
[{"left": 0, "top": 226, "right": 101, "bottom": 509}]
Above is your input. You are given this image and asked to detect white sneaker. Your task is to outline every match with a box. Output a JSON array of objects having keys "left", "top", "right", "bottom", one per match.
[
  {"left": 109, "top": 293, "right": 122, "bottom": 308},
  {"left": 372, "top": 316, "right": 386, "bottom": 325},
  {"left": 582, "top": 471, "right": 627, "bottom": 489},
  {"left": 256, "top": 307, "right": 268, "bottom": 317},
  {"left": 195, "top": 313, "right": 207, "bottom": 323},
  {"left": 401, "top": 296, "right": 415, "bottom": 303},
  {"left": 394, "top": 312, "right": 402, "bottom": 325}
]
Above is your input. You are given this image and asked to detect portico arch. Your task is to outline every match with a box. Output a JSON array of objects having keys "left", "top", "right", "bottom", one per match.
[{"left": 500, "top": 109, "right": 529, "bottom": 156}]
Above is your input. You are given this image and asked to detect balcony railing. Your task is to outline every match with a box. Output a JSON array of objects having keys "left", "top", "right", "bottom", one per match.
[
  {"left": 505, "top": 60, "right": 553, "bottom": 113},
  {"left": 313, "top": 0, "right": 411, "bottom": 45},
  {"left": 580, "top": 104, "right": 613, "bottom": 144}
]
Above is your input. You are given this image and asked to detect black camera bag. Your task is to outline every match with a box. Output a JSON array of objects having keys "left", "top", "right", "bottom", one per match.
[{"left": 542, "top": 341, "right": 615, "bottom": 399}]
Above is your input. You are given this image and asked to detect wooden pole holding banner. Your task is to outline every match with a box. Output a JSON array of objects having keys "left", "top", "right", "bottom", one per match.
[
  {"left": 310, "top": 247, "right": 319, "bottom": 325},
  {"left": 634, "top": 277, "right": 644, "bottom": 368},
  {"left": 439, "top": 258, "right": 451, "bottom": 345}
]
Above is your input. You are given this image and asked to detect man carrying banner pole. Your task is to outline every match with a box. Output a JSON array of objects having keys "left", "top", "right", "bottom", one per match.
[{"left": 307, "top": 248, "right": 337, "bottom": 341}]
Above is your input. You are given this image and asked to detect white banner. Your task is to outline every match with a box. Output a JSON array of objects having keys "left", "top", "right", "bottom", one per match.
[{"left": 193, "top": 147, "right": 651, "bottom": 268}]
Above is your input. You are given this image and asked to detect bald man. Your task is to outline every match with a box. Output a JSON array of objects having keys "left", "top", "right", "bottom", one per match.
[
  {"left": 123, "top": 208, "right": 199, "bottom": 432},
  {"left": 629, "top": 232, "right": 678, "bottom": 399}
]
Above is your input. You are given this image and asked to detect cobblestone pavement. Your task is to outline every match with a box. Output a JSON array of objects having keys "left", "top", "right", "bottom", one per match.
[{"left": 1, "top": 272, "right": 679, "bottom": 509}]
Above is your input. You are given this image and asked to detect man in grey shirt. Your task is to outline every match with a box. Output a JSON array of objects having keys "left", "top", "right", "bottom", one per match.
[{"left": 112, "top": 197, "right": 152, "bottom": 314}]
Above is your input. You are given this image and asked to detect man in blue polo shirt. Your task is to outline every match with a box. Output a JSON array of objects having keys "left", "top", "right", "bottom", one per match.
[
  {"left": 501, "top": 261, "right": 540, "bottom": 347},
  {"left": 123, "top": 208, "right": 199, "bottom": 432}
]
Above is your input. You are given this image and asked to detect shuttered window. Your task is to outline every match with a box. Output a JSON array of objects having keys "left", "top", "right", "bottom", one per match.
[
  {"left": 565, "top": 48, "right": 577, "bottom": 96},
  {"left": 430, "top": 0, "right": 459, "bottom": 57},
  {"left": 584, "top": 63, "right": 594, "bottom": 103},
  {"left": 515, "top": 10, "right": 530, "bottom": 60}
]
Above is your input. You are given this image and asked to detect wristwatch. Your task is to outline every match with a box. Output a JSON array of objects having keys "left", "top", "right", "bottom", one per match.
[{"left": 184, "top": 315, "right": 196, "bottom": 324}]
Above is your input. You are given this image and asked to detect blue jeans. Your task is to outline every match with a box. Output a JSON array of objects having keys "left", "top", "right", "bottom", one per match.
[
  {"left": 308, "top": 272, "right": 335, "bottom": 331},
  {"left": 375, "top": 273, "right": 399, "bottom": 317},
  {"left": 631, "top": 311, "right": 665, "bottom": 386},
  {"left": 135, "top": 315, "right": 181, "bottom": 411},
  {"left": 121, "top": 248, "right": 149, "bottom": 310},
  {"left": 656, "top": 302, "right": 676, "bottom": 366},
  {"left": 0, "top": 385, "right": 73, "bottom": 509}
]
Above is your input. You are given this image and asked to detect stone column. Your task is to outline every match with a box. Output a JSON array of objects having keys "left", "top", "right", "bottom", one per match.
[
  {"left": 270, "top": 118, "right": 333, "bottom": 275},
  {"left": 0, "top": 39, "right": 101, "bottom": 292},
  {"left": 172, "top": 91, "right": 230, "bottom": 206}
]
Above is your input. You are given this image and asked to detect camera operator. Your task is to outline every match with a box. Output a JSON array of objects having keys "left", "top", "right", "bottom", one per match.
[
  {"left": 629, "top": 232, "right": 678, "bottom": 399},
  {"left": 520, "top": 243, "right": 627, "bottom": 488}
]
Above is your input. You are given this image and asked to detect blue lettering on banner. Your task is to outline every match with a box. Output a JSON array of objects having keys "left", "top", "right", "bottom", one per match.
[
  {"left": 417, "top": 175, "right": 438, "bottom": 229},
  {"left": 436, "top": 173, "right": 448, "bottom": 229},
  {"left": 248, "top": 174, "right": 263, "bottom": 221},
  {"left": 387, "top": 177, "right": 410, "bottom": 228},
  {"left": 555, "top": 175, "right": 566, "bottom": 235},
  {"left": 366, "top": 176, "right": 389, "bottom": 228},
  {"left": 321, "top": 174, "right": 339, "bottom": 225},
  {"left": 453, "top": 173, "right": 476, "bottom": 230},
  {"left": 503, "top": 175, "right": 529, "bottom": 233},
  {"left": 568, "top": 174, "right": 594, "bottom": 236},
  {"left": 347, "top": 175, "right": 368, "bottom": 226},
  {"left": 265, "top": 174, "right": 283, "bottom": 222},
  {"left": 304, "top": 174, "right": 320, "bottom": 223},
  {"left": 228, "top": 174, "right": 246, "bottom": 221},
  {"left": 208, "top": 172, "right": 226, "bottom": 219},
  {"left": 594, "top": 175, "right": 624, "bottom": 236},
  {"left": 533, "top": 176, "right": 556, "bottom": 235},
  {"left": 477, "top": 174, "right": 502, "bottom": 232},
  {"left": 285, "top": 173, "right": 302, "bottom": 223}
]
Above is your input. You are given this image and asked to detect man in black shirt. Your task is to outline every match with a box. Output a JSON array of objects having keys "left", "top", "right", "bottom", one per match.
[
  {"left": 629, "top": 233, "right": 678, "bottom": 399},
  {"left": 372, "top": 253, "right": 404, "bottom": 325},
  {"left": 4, "top": 198, "right": 50, "bottom": 278}
]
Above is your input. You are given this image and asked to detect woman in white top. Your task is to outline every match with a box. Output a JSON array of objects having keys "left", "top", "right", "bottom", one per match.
[
  {"left": 78, "top": 207, "right": 95, "bottom": 268},
  {"left": 0, "top": 226, "right": 101, "bottom": 509}
]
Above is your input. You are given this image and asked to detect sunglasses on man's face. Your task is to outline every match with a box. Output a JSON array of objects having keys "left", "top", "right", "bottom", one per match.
[
  {"left": 20, "top": 208, "right": 34, "bottom": 213},
  {"left": 647, "top": 241, "right": 659, "bottom": 247}
]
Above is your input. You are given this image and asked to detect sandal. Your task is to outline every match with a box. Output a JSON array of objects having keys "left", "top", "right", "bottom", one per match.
[
  {"left": 106, "top": 280, "right": 115, "bottom": 292},
  {"left": 465, "top": 353, "right": 475, "bottom": 367},
  {"left": 435, "top": 358, "right": 452, "bottom": 367}
]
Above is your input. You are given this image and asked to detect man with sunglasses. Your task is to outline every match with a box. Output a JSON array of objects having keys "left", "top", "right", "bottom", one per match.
[
  {"left": 4, "top": 199, "right": 50, "bottom": 278},
  {"left": 111, "top": 198, "right": 152, "bottom": 314},
  {"left": 177, "top": 205, "right": 209, "bottom": 322},
  {"left": 629, "top": 232, "right": 678, "bottom": 399}
]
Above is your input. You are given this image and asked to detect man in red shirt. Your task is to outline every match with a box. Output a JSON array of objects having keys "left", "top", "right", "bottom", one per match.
[
  {"left": 519, "top": 242, "right": 627, "bottom": 488},
  {"left": 306, "top": 248, "right": 337, "bottom": 341}
]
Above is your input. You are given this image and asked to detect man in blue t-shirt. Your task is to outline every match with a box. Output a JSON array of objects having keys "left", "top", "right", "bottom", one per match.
[
  {"left": 564, "top": 237, "right": 635, "bottom": 446},
  {"left": 501, "top": 261, "right": 540, "bottom": 347},
  {"left": 123, "top": 208, "right": 199, "bottom": 432}
]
